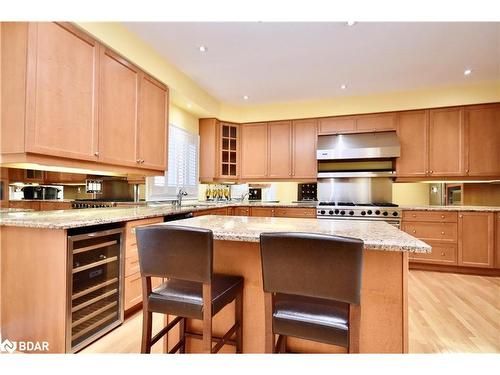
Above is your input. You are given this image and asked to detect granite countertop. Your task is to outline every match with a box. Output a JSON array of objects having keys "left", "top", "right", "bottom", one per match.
[
  {"left": 9, "top": 199, "right": 75, "bottom": 203},
  {"left": 400, "top": 205, "right": 500, "bottom": 212},
  {"left": 158, "top": 215, "right": 431, "bottom": 253},
  {"left": 0, "top": 208, "right": 34, "bottom": 213}
]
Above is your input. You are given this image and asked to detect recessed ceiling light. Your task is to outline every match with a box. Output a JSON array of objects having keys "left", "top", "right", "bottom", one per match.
[
  {"left": 346, "top": 21, "right": 357, "bottom": 26},
  {"left": 340, "top": 84, "right": 347, "bottom": 90},
  {"left": 243, "top": 95, "right": 249, "bottom": 100},
  {"left": 464, "top": 69, "right": 472, "bottom": 76},
  {"left": 199, "top": 46, "right": 207, "bottom": 52}
]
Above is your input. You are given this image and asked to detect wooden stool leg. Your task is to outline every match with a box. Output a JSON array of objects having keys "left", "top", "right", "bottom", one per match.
[
  {"left": 179, "top": 317, "right": 186, "bottom": 353},
  {"left": 348, "top": 304, "right": 361, "bottom": 353},
  {"left": 202, "top": 283, "right": 213, "bottom": 353},
  {"left": 141, "top": 310, "right": 153, "bottom": 353},
  {"left": 264, "top": 292, "right": 275, "bottom": 353},
  {"left": 235, "top": 291, "right": 243, "bottom": 353}
]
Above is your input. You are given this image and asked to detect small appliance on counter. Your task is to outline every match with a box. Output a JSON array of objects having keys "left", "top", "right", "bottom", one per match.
[
  {"left": 21, "top": 185, "right": 61, "bottom": 200},
  {"left": 297, "top": 183, "right": 317, "bottom": 202},
  {"left": 249, "top": 188, "right": 262, "bottom": 201}
]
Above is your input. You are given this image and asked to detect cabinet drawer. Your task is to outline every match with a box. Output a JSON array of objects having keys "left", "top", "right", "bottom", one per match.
[
  {"left": 233, "top": 207, "right": 250, "bottom": 216},
  {"left": 125, "top": 217, "right": 164, "bottom": 247},
  {"left": 409, "top": 243, "right": 457, "bottom": 265},
  {"left": 124, "top": 273, "right": 163, "bottom": 311},
  {"left": 274, "top": 208, "right": 316, "bottom": 218},
  {"left": 402, "top": 222, "right": 457, "bottom": 242},
  {"left": 124, "top": 273, "right": 143, "bottom": 311},
  {"left": 125, "top": 249, "right": 140, "bottom": 276},
  {"left": 250, "top": 207, "right": 275, "bottom": 217},
  {"left": 403, "top": 210, "right": 457, "bottom": 223}
]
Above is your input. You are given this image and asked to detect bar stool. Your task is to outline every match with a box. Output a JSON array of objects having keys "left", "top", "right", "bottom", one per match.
[
  {"left": 136, "top": 225, "right": 244, "bottom": 354},
  {"left": 260, "top": 232, "right": 364, "bottom": 353}
]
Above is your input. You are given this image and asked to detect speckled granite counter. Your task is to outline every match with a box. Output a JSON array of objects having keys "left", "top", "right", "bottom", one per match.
[
  {"left": 159, "top": 215, "right": 430, "bottom": 253},
  {"left": 0, "top": 208, "right": 34, "bottom": 213},
  {"left": 0, "top": 201, "right": 317, "bottom": 229},
  {"left": 400, "top": 205, "right": 500, "bottom": 212}
]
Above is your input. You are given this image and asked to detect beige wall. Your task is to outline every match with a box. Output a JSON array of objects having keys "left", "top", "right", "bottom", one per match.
[
  {"left": 169, "top": 104, "right": 199, "bottom": 134},
  {"left": 392, "top": 183, "right": 430, "bottom": 206}
]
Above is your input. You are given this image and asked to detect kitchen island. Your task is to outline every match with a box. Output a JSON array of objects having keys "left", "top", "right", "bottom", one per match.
[{"left": 158, "top": 215, "right": 430, "bottom": 354}]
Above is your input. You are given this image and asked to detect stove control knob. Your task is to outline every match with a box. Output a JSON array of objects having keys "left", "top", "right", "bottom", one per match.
[
  {"left": 367, "top": 210, "right": 372, "bottom": 215},
  {"left": 320, "top": 210, "right": 325, "bottom": 215},
  {"left": 361, "top": 211, "right": 366, "bottom": 215},
  {"left": 349, "top": 211, "right": 354, "bottom": 216},
  {"left": 392, "top": 211, "right": 399, "bottom": 216},
  {"left": 340, "top": 210, "right": 345, "bottom": 215},
  {"left": 383, "top": 211, "right": 388, "bottom": 216},
  {"left": 334, "top": 209, "right": 339, "bottom": 214},
  {"left": 375, "top": 210, "right": 381, "bottom": 215},
  {"left": 329, "top": 210, "right": 334, "bottom": 215}
]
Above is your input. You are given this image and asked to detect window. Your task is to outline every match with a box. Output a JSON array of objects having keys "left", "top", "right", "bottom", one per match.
[{"left": 146, "top": 124, "right": 199, "bottom": 200}]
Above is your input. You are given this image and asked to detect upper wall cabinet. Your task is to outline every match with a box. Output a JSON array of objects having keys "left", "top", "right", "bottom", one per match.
[
  {"left": 428, "top": 107, "right": 465, "bottom": 177},
  {"left": 1, "top": 22, "right": 169, "bottom": 175},
  {"left": 291, "top": 119, "right": 317, "bottom": 179},
  {"left": 241, "top": 123, "right": 269, "bottom": 179},
  {"left": 464, "top": 104, "right": 500, "bottom": 177},
  {"left": 396, "top": 110, "right": 429, "bottom": 177},
  {"left": 268, "top": 121, "right": 292, "bottom": 178},
  {"left": 318, "top": 113, "right": 396, "bottom": 135},
  {"left": 25, "top": 23, "right": 99, "bottom": 161}
]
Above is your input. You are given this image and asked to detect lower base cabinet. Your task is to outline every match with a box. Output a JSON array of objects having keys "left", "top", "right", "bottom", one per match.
[
  {"left": 123, "top": 217, "right": 164, "bottom": 312},
  {"left": 458, "top": 212, "right": 495, "bottom": 268}
]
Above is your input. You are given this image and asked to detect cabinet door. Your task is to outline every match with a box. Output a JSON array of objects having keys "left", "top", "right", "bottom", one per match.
[
  {"left": 292, "top": 119, "right": 318, "bottom": 179},
  {"left": 219, "top": 123, "right": 239, "bottom": 178},
  {"left": 268, "top": 121, "right": 292, "bottom": 178},
  {"left": 98, "top": 47, "right": 139, "bottom": 167},
  {"left": 233, "top": 207, "right": 250, "bottom": 216},
  {"left": 465, "top": 104, "right": 500, "bottom": 177},
  {"left": 25, "top": 22, "right": 99, "bottom": 161},
  {"left": 458, "top": 212, "right": 494, "bottom": 268},
  {"left": 396, "top": 110, "right": 429, "bottom": 177},
  {"left": 428, "top": 107, "right": 465, "bottom": 177},
  {"left": 137, "top": 74, "right": 168, "bottom": 170},
  {"left": 318, "top": 116, "right": 355, "bottom": 135},
  {"left": 250, "top": 207, "right": 275, "bottom": 217},
  {"left": 355, "top": 113, "right": 397, "bottom": 132},
  {"left": 241, "top": 123, "right": 268, "bottom": 179}
]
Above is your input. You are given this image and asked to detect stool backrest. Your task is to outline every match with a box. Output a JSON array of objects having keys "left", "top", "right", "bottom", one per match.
[
  {"left": 260, "top": 232, "right": 364, "bottom": 304},
  {"left": 136, "top": 225, "right": 213, "bottom": 283}
]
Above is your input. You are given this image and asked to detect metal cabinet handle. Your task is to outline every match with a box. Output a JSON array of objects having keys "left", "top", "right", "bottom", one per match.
[
  {"left": 430, "top": 170, "right": 433, "bottom": 174},
  {"left": 441, "top": 252, "right": 445, "bottom": 256},
  {"left": 459, "top": 214, "right": 463, "bottom": 218},
  {"left": 441, "top": 215, "right": 445, "bottom": 219},
  {"left": 94, "top": 151, "right": 99, "bottom": 156},
  {"left": 412, "top": 229, "right": 416, "bottom": 233},
  {"left": 441, "top": 231, "right": 445, "bottom": 235}
]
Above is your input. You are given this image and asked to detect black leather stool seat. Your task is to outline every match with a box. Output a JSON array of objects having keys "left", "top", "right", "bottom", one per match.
[
  {"left": 272, "top": 293, "right": 350, "bottom": 348},
  {"left": 148, "top": 274, "right": 244, "bottom": 320}
]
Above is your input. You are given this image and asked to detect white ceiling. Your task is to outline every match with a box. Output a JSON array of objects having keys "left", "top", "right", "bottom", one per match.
[{"left": 123, "top": 22, "right": 500, "bottom": 105}]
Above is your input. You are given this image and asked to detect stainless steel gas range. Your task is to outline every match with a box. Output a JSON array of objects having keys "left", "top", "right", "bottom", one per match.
[{"left": 316, "top": 202, "right": 402, "bottom": 228}]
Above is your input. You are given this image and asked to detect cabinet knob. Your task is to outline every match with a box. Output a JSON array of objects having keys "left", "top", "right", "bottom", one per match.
[
  {"left": 412, "top": 229, "right": 416, "bottom": 233},
  {"left": 441, "top": 252, "right": 445, "bottom": 256},
  {"left": 459, "top": 214, "right": 463, "bottom": 218},
  {"left": 430, "top": 170, "right": 433, "bottom": 174},
  {"left": 412, "top": 214, "right": 416, "bottom": 218},
  {"left": 441, "top": 231, "right": 445, "bottom": 235},
  {"left": 466, "top": 169, "right": 469, "bottom": 173},
  {"left": 94, "top": 151, "right": 99, "bottom": 156},
  {"left": 441, "top": 215, "right": 445, "bottom": 219}
]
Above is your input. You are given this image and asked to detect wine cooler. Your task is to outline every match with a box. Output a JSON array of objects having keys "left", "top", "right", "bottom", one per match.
[{"left": 67, "top": 225, "right": 124, "bottom": 352}]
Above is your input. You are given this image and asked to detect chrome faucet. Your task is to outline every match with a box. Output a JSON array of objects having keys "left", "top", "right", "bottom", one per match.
[
  {"left": 240, "top": 192, "right": 249, "bottom": 201},
  {"left": 173, "top": 188, "right": 188, "bottom": 207}
]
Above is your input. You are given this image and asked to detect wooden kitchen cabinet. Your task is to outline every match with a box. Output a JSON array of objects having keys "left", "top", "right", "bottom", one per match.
[
  {"left": 396, "top": 110, "right": 429, "bottom": 177},
  {"left": 233, "top": 207, "right": 250, "bottom": 216},
  {"left": 23, "top": 23, "right": 99, "bottom": 161},
  {"left": 98, "top": 47, "right": 140, "bottom": 167},
  {"left": 250, "top": 207, "right": 275, "bottom": 217},
  {"left": 274, "top": 207, "right": 316, "bottom": 218},
  {"left": 1, "top": 22, "right": 169, "bottom": 176},
  {"left": 464, "top": 104, "right": 500, "bottom": 177},
  {"left": 137, "top": 74, "right": 169, "bottom": 170},
  {"left": 44, "top": 171, "right": 87, "bottom": 184},
  {"left": 458, "top": 212, "right": 495, "bottom": 268},
  {"left": 318, "top": 116, "right": 356, "bottom": 135},
  {"left": 428, "top": 107, "right": 465, "bottom": 177},
  {"left": 292, "top": 119, "right": 318, "bottom": 179},
  {"left": 268, "top": 121, "right": 292, "bottom": 178},
  {"left": 219, "top": 122, "right": 239, "bottom": 178},
  {"left": 355, "top": 112, "right": 397, "bottom": 132},
  {"left": 39, "top": 201, "right": 72, "bottom": 211},
  {"left": 9, "top": 200, "right": 40, "bottom": 210},
  {"left": 241, "top": 123, "right": 268, "bottom": 179}
]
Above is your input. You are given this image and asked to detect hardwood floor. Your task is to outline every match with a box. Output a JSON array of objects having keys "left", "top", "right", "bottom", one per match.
[
  {"left": 409, "top": 270, "right": 500, "bottom": 353},
  {"left": 81, "top": 271, "right": 500, "bottom": 353}
]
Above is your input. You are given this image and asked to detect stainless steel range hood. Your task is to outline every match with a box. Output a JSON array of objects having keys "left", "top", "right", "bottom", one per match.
[{"left": 317, "top": 131, "right": 401, "bottom": 160}]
